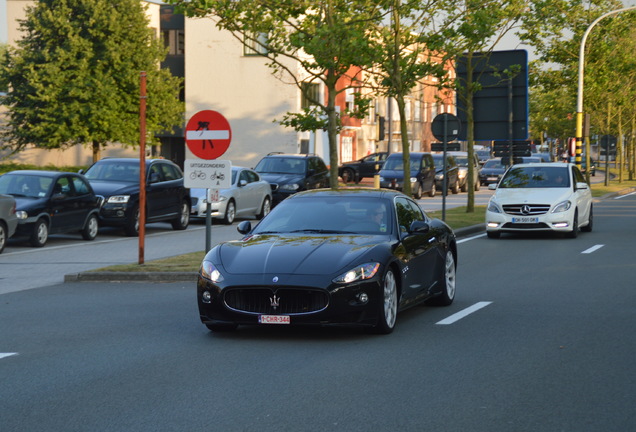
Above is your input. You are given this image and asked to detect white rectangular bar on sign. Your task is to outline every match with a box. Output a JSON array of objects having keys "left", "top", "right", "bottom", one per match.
[{"left": 186, "top": 130, "right": 231, "bottom": 140}]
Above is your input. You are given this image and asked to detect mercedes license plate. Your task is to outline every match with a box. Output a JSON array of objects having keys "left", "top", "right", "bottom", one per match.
[
  {"left": 259, "top": 315, "right": 290, "bottom": 324},
  {"left": 512, "top": 216, "right": 538, "bottom": 223}
]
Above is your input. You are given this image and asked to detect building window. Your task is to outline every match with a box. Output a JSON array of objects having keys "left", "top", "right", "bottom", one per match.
[
  {"left": 244, "top": 32, "right": 268, "bottom": 56},
  {"left": 414, "top": 100, "right": 421, "bottom": 121},
  {"left": 162, "top": 30, "right": 184, "bottom": 55},
  {"left": 345, "top": 88, "right": 355, "bottom": 112},
  {"left": 301, "top": 82, "right": 321, "bottom": 109}
]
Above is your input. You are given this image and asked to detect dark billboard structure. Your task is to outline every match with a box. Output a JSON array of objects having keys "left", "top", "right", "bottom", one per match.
[{"left": 456, "top": 50, "right": 529, "bottom": 142}]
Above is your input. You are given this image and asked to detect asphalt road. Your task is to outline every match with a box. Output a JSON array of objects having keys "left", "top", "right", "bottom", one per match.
[{"left": 1, "top": 191, "right": 635, "bottom": 431}]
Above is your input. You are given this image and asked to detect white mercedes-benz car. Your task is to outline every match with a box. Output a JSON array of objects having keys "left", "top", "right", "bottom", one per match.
[{"left": 485, "top": 162, "right": 593, "bottom": 239}]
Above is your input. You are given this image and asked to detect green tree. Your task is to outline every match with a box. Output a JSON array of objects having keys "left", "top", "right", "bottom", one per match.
[
  {"left": 430, "top": 0, "right": 527, "bottom": 212},
  {"left": 518, "top": 0, "right": 633, "bottom": 182},
  {"left": 0, "top": 0, "right": 183, "bottom": 162},
  {"left": 367, "top": 0, "right": 449, "bottom": 197},
  {"left": 168, "top": 0, "right": 382, "bottom": 188}
]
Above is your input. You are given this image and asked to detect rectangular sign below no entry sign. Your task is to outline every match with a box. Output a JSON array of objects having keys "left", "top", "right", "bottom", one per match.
[{"left": 184, "top": 159, "right": 232, "bottom": 189}]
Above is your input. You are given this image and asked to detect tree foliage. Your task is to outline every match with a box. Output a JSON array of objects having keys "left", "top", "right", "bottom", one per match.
[
  {"left": 519, "top": 0, "right": 636, "bottom": 182},
  {"left": 168, "top": 0, "right": 383, "bottom": 188},
  {"left": 0, "top": 0, "right": 183, "bottom": 161},
  {"left": 364, "top": 0, "right": 450, "bottom": 196},
  {"left": 428, "top": 0, "right": 527, "bottom": 211}
]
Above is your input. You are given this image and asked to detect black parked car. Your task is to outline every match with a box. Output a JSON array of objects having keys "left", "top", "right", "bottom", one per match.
[
  {"left": 0, "top": 170, "right": 102, "bottom": 247},
  {"left": 378, "top": 152, "right": 437, "bottom": 199},
  {"left": 82, "top": 158, "right": 190, "bottom": 236},
  {"left": 479, "top": 157, "right": 541, "bottom": 186},
  {"left": 254, "top": 153, "right": 330, "bottom": 205},
  {"left": 0, "top": 194, "right": 18, "bottom": 253},
  {"left": 432, "top": 153, "right": 460, "bottom": 194},
  {"left": 197, "top": 189, "right": 457, "bottom": 334},
  {"left": 338, "top": 152, "right": 388, "bottom": 183}
]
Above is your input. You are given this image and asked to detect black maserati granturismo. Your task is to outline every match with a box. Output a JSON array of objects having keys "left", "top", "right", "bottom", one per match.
[{"left": 197, "top": 188, "right": 457, "bottom": 334}]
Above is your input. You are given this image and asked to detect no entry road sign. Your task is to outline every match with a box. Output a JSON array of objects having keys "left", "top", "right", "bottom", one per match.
[{"left": 185, "top": 110, "right": 232, "bottom": 160}]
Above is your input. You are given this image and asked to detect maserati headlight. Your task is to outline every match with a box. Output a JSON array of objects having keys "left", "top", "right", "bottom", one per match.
[
  {"left": 487, "top": 200, "right": 502, "bottom": 213},
  {"left": 16, "top": 210, "right": 28, "bottom": 220},
  {"left": 107, "top": 195, "right": 130, "bottom": 204},
  {"left": 333, "top": 262, "right": 380, "bottom": 284},
  {"left": 409, "top": 177, "right": 417, "bottom": 183},
  {"left": 435, "top": 174, "right": 443, "bottom": 181},
  {"left": 552, "top": 200, "right": 572, "bottom": 213},
  {"left": 280, "top": 183, "right": 300, "bottom": 191},
  {"left": 200, "top": 260, "right": 224, "bottom": 283}
]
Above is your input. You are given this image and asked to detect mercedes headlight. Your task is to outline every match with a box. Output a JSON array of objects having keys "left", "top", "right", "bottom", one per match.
[
  {"left": 487, "top": 200, "right": 502, "bottom": 213},
  {"left": 552, "top": 200, "right": 572, "bottom": 213}
]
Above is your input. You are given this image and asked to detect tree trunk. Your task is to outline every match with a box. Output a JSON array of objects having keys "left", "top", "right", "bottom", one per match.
[
  {"left": 92, "top": 141, "right": 101, "bottom": 163},
  {"left": 396, "top": 96, "right": 411, "bottom": 197},
  {"left": 465, "top": 54, "right": 475, "bottom": 213}
]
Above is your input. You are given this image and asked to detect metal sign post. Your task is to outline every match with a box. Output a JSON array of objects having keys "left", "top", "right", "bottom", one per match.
[{"left": 432, "top": 113, "right": 461, "bottom": 221}]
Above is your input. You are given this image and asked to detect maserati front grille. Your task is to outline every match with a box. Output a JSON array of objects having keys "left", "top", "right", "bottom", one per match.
[{"left": 224, "top": 288, "right": 329, "bottom": 315}]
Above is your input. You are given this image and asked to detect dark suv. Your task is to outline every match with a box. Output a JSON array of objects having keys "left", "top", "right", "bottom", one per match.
[
  {"left": 254, "top": 153, "right": 330, "bottom": 205},
  {"left": 378, "top": 152, "right": 436, "bottom": 199},
  {"left": 338, "top": 152, "right": 388, "bottom": 183},
  {"left": 432, "top": 153, "right": 460, "bottom": 194},
  {"left": 82, "top": 158, "right": 190, "bottom": 236}
]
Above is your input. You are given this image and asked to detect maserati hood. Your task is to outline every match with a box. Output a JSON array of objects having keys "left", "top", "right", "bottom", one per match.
[{"left": 218, "top": 234, "right": 381, "bottom": 275}]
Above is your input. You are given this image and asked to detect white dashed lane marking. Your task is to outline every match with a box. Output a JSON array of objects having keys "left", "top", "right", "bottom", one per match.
[
  {"left": 0, "top": 353, "right": 18, "bottom": 360},
  {"left": 436, "top": 301, "right": 493, "bottom": 325}
]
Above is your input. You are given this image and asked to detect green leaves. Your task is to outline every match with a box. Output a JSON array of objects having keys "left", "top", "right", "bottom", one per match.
[{"left": 0, "top": 0, "right": 183, "bottom": 155}]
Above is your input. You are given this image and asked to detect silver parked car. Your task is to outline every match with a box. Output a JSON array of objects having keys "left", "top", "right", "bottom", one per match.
[
  {"left": 0, "top": 194, "right": 19, "bottom": 253},
  {"left": 191, "top": 166, "right": 272, "bottom": 224}
]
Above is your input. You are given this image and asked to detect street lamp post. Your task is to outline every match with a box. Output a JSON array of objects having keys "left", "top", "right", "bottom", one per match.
[{"left": 576, "top": 6, "right": 636, "bottom": 169}]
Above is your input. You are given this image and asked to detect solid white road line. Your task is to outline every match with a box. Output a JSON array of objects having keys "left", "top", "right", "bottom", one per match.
[
  {"left": 0, "top": 353, "right": 18, "bottom": 360},
  {"left": 614, "top": 192, "right": 636, "bottom": 199},
  {"left": 436, "top": 301, "right": 492, "bottom": 325},
  {"left": 457, "top": 233, "right": 486, "bottom": 243},
  {"left": 582, "top": 244, "right": 604, "bottom": 254}
]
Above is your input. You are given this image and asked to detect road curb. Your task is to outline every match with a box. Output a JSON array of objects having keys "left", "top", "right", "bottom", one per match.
[{"left": 64, "top": 271, "right": 198, "bottom": 283}]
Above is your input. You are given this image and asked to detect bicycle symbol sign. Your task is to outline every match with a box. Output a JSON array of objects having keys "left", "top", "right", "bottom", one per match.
[
  {"left": 185, "top": 110, "right": 232, "bottom": 160},
  {"left": 184, "top": 159, "right": 232, "bottom": 189}
]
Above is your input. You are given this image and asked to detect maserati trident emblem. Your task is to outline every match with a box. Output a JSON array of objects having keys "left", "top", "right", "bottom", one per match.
[
  {"left": 522, "top": 205, "right": 531, "bottom": 215},
  {"left": 270, "top": 295, "right": 280, "bottom": 310}
]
